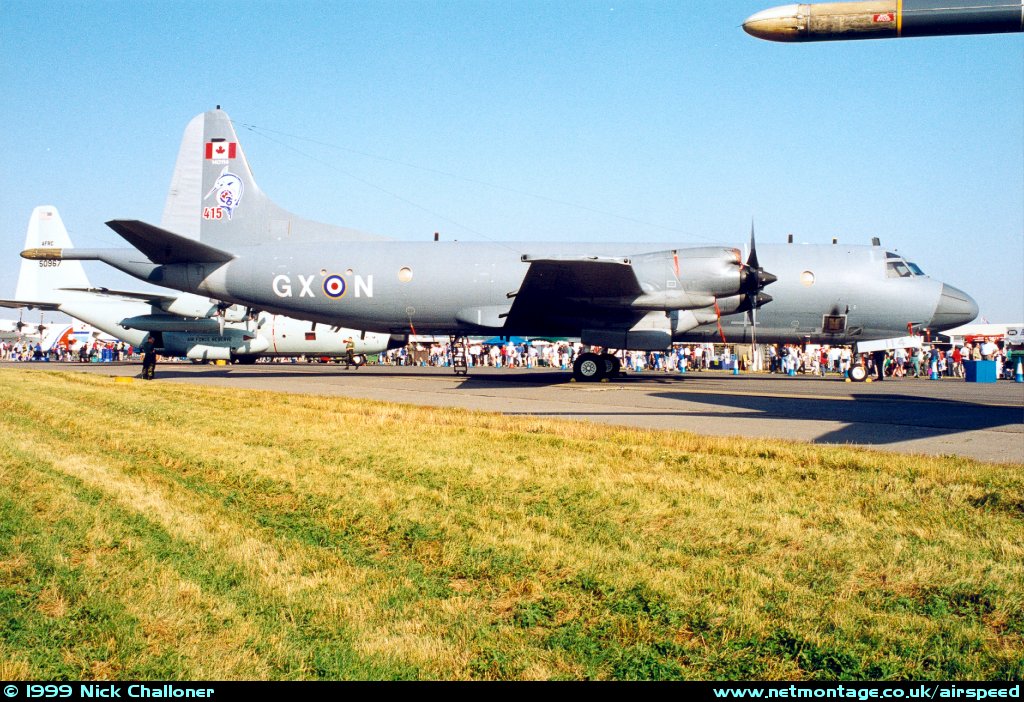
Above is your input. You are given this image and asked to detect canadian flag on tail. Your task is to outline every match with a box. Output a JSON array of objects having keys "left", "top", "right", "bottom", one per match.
[{"left": 205, "top": 140, "right": 237, "bottom": 160}]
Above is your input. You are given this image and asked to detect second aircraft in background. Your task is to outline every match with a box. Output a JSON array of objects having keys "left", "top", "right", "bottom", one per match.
[{"left": 3, "top": 206, "right": 398, "bottom": 365}]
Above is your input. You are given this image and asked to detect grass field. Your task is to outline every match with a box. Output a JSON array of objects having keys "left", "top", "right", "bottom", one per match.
[{"left": 0, "top": 368, "right": 1021, "bottom": 680}]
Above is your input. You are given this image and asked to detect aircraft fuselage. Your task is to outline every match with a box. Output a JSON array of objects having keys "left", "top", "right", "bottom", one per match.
[{"left": 124, "top": 240, "right": 968, "bottom": 346}]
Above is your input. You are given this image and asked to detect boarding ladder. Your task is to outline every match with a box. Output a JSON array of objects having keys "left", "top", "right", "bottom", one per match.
[{"left": 450, "top": 335, "right": 469, "bottom": 375}]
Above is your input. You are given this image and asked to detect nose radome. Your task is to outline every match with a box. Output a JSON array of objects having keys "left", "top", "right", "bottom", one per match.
[{"left": 930, "top": 284, "right": 979, "bottom": 331}]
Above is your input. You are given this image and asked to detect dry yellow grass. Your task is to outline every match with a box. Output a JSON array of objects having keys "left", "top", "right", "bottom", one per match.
[{"left": 0, "top": 368, "right": 1020, "bottom": 680}]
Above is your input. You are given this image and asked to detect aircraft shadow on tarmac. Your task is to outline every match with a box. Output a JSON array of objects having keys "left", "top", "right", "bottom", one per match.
[
  {"left": 149, "top": 366, "right": 588, "bottom": 386},
  {"left": 648, "top": 390, "right": 1023, "bottom": 449}
]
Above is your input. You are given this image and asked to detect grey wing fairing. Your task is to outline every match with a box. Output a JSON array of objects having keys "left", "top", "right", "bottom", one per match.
[{"left": 502, "top": 256, "right": 646, "bottom": 333}]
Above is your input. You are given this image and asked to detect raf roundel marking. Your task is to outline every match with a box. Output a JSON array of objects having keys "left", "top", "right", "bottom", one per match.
[{"left": 323, "top": 274, "right": 347, "bottom": 298}]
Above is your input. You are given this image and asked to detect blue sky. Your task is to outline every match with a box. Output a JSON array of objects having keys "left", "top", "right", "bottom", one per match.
[{"left": 1, "top": 0, "right": 1021, "bottom": 321}]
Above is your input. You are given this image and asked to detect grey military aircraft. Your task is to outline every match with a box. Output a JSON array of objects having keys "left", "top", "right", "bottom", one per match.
[
  {"left": 0, "top": 316, "right": 46, "bottom": 344},
  {"left": 22, "top": 109, "right": 978, "bottom": 381},
  {"left": 744, "top": 0, "right": 1024, "bottom": 42},
  {"left": 5, "top": 206, "right": 395, "bottom": 364}
]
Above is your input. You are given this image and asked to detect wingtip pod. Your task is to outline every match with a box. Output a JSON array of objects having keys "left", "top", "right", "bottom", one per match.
[
  {"left": 743, "top": 3, "right": 806, "bottom": 41},
  {"left": 744, "top": 1, "right": 1024, "bottom": 42},
  {"left": 20, "top": 248, "right": 63, "bottom": 260}
]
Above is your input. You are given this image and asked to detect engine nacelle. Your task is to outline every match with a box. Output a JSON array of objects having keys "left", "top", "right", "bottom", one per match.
[
  {"left": 163, "top": 293, "right": 220, "bottom": 318},
  {"left": 221, "top": 305, "right": 249, "bottom": 323},
  {"left": 583, "top": 311, "right": 674, "bottom": 350},
  {"left": 162, "top": 294, "right": 250, "bottom": 323},
  {"left": 582, "top": 328, "right": 672, "bottom": 351},
  {"left": 713, "top": 292, "right": 774, "bottom": 316},
  {"left": 120, "top": 314, "right": 221, "bottom": 333},
  {"left": 631, "top": 247, "right": 747, "bottom": 300}
]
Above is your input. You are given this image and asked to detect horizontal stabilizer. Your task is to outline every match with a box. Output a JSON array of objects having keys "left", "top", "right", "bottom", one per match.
[
  {"left": 57, "top": 287, "right": 178, "bottom": 307},
  {"left": 105, "top": 220, "right": 236, "bottom": 265},
  {"left": 0, "top": 298, "right": 63, "bottom": 311}
]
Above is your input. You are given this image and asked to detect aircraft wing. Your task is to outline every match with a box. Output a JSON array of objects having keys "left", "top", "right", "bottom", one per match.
[
  {"left": 0, "top": 299, "right": 62, "bottom": 311},
  {"left": 515, "top": 256, "right": 643, "bottom": 298},
  {"left": 503, "top": 256, "right": 644, "bottom": 327},
  {"left": 105, "top": 220, "right": 236, "bottom": 264},
  {"left": 56, "top": 287, "right": 178, "bottom": 307}
]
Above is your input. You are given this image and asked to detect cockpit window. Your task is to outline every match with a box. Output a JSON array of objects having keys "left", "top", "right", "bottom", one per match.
[
  {"left": 886, "top": 261, "right": 912, "bottom": 278},
  {"left": 884, "top": 251, "right": 924, "bottom": 278}
]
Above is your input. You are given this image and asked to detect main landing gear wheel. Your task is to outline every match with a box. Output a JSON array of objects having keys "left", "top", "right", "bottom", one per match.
[
  {"left": 573, "top": 352, "right": 606, "bottom": 382},
  {"left": 603, "top": 353, "right": 621, "bottom": 378},
  {"left": 849, "top": 365, "right": 868, "bottom": 382}
]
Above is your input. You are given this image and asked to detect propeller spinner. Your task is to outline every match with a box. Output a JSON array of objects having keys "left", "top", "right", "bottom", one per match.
[
  {"left": 741, "top": 222, "right": 776, "bottom": 364},
  {"left": 739, "top": 223, "right": 778, "bottom": 298}
]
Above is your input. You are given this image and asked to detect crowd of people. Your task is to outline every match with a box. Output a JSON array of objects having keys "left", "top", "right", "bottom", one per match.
[
  {"left": 1, "top": 340, "right": 134, "bottom": 363},
  {"left": 369, "top": 339, "right": 1018, "bottom": 379},
  {"left": 3, "top": 337, "right": 1018, "bottom": 380},
  {"left": 766, "top": 342, "right": 1012, "bottom": 379},
  {"left": 375, "top": 340, "right": 741, "bottom": 372}
]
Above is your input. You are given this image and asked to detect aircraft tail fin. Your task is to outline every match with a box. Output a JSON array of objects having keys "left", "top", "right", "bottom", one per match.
[
  {"left": 160, "top": 108, "right": 386, "bottom": 248},
  {"left": 14, "top": 206, "right": 91, "bottom": 304}
]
